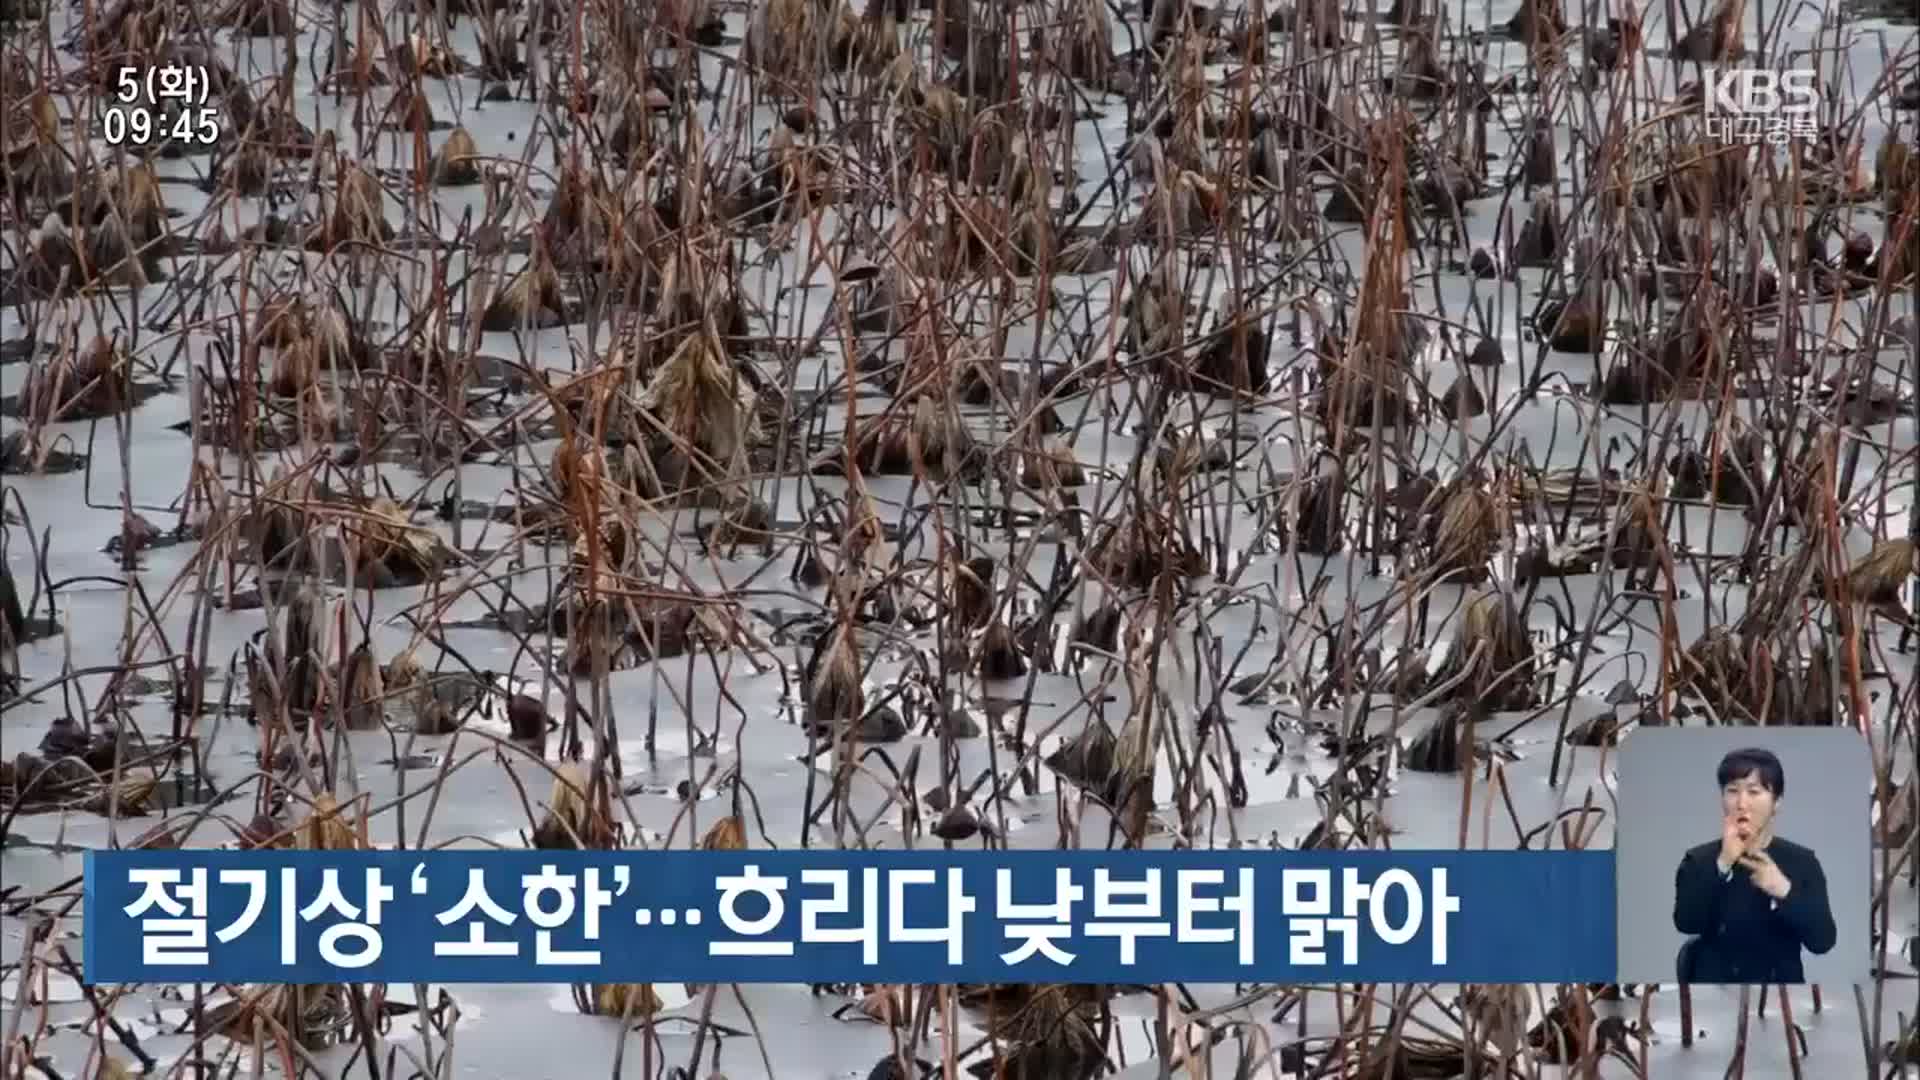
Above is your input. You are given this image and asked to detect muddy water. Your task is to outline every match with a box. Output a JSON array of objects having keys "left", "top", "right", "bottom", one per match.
[{"left": 3, "top": 0, "right": 1919, "bottom": 1073}]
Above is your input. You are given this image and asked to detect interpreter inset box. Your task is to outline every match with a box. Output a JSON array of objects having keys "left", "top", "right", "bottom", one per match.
[{"left": 1615, "top": 728, "right": 1871, "bottom": 986}]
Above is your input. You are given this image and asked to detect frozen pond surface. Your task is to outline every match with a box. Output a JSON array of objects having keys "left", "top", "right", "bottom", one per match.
[{"left": 1, "top": 0, "right": 1918, "bottom": 1071}]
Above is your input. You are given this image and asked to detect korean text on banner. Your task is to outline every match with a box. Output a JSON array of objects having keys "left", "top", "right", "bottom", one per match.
[{"left": 85, "top": 850, "right": 1617, "bottom": 985}]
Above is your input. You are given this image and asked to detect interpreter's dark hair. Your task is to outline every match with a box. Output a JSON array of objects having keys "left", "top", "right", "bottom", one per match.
[{"left": 1716, "top": 747, "right": 1785, "bottom": 798}]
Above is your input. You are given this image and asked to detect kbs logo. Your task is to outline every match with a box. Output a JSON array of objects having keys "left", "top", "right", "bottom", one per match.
[{"left": 1702, "top": 69, "right": 1820, "bottom": 145}]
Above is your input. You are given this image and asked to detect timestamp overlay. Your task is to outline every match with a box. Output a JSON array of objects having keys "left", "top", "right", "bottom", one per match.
[{"left": 101, "top": 64, "right": 224, "bottom": 150}]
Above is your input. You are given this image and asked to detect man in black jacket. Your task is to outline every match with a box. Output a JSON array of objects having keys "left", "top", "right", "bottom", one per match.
[{"left": 1673, "top": 747, "right": 1838, "bottom": 984}]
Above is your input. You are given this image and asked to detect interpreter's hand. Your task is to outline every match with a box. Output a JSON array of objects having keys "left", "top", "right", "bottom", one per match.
[
  {"left": 1740, "top": 850, "right": 1792, "bottom": 900},
  {"left": 1718, "top": 814, "right": 1747, "bottom": 872}
]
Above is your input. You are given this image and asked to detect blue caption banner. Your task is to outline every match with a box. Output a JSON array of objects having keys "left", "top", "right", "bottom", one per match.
[{"left": 84, "top": 850, "right": 1617, "bottom": 984}]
